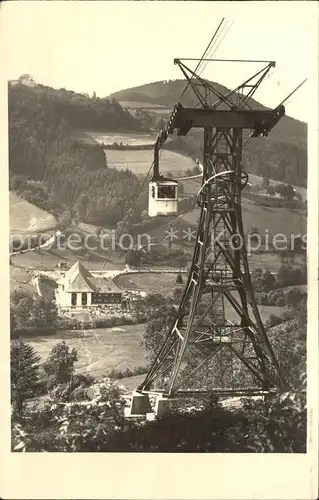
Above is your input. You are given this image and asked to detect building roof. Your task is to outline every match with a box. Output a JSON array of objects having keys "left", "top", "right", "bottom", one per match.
[
  {"left": 90, "top": 276, "right": 122, "bottom": 293},
  {"left": 58, "top": 261, "right": 122, "bottom": 294},
  {"left": 58, "top": 261, "right": 95, "bottom": 292}
]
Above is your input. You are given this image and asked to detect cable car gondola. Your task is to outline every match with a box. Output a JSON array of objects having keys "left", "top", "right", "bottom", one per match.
[
  {"left": 148, "top": 176, "right": 178, "bottom": 217},
  {"left": 148, "top": 130, "right": 178, "bottom": 217}
]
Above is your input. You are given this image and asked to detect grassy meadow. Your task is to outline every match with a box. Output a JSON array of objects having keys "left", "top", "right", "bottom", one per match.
[
  {"left": 10, "top": 192, "right": 57, "bottom": 234},
  {"left": 26, "top": 324, "right": 147, "bottom": 379}
]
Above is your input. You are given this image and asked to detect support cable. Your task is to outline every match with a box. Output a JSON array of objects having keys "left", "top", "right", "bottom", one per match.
[
  {"left": 198, "top": 20, "right": 234, "bottom": 78},
  {"left": 180, "top": 18, "right": 225, "bottom": 101}
]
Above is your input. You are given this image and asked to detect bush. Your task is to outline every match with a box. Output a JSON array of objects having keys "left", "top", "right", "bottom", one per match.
[
  {"left": 144, "top": 293, "right": 167, "bottom": 308},
  {"left": 58, "top": 316, "right": 82, "bottom": 330},
  {"left": 106, "top": 393, "right": 306, "bottom": 453},
  {"left": 12, "top": 390, "right": 306, "bottom": 453},
  {"left": 11, "top": 378, "right": 125, "bottom": 452},
  {"left": 94, "top": 315, "right": 137, "bottom": 329},
  {"left": 173, "top": 287, "right": 184, "bottom": 302},
  {"left": 258, "top": 292, "right": 269, "bottom": 305},
  {"left": 107, "top": 365, "right": 148, "bottom": 380},
  {"left": 48, "top": 373, "right": 95, "bottom": 402},
  {"left": 176, "top": 273, "right": 184, "bottom": 284},
  {"left": 275, "top": 297, "right": 286, "bottom": 307}
]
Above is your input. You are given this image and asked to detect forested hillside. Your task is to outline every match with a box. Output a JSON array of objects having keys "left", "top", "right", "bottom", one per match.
[
  {"left": 9, "top": 83, "right": 146, "bottom": 227},
  {"left": 111, "top": 79, "right": 307, "bottom": 187}
]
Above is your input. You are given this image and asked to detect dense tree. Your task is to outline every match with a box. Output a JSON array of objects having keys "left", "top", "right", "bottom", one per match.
[
  {"left": 74, "top": 193, "right": 90, "bottom": 221},
  {"left": 261, "top": 270, "right": 276, "bottom": 291},
  {"left": 32, "top": 296, "right": 58, "bottom": 328},
  {"left": 9, "top": 83, "right": 146, "bottom": 226},
  {"left": 168, "top": 129, "right": 306, "bottom": 188},
  {"left": 135, "top": 109, "right": 152, "bottom": 129},
  {"left": 10, "top": 291, "right": 58, "bottom": 334},
  {"left": 42, "top": 341, "right": 78, "bottom": 389},
  {"left": 286, "top": 288, "right": 305, "bottom": 307},
  {"left": 11, "top": 338, "right": 41, "bottom": 415},
  {"left": 277, "top": 264, "right": 306, "bottom": 287},
  {"left": 125, "top": 248, "right": 141, "bottom": 268},
  {"left": 58, "top": 209, "right": 73, "bottom": 229},
  {"left": 275, "top": 183, "right": 295, "bottom": 201},
  {"left": 11, "top": 296, "right": 34, "bottom": 330}
]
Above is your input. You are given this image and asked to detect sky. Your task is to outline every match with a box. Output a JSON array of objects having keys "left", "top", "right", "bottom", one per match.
[{"left": 1, "top": 1, "right": 318, "bottom": 122}]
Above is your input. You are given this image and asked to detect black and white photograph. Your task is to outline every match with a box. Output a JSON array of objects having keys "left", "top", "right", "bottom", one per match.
[{"left": 1, "top": 0, "right": 318, "bottom": 497}]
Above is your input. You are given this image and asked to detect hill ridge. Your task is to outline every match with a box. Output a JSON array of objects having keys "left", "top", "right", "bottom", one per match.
[{"left": 109, "top": 78, "right": 306, "bottom": 125}]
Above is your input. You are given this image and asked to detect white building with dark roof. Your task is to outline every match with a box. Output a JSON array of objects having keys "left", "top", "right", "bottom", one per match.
[{"left": 55, "top": 261, "right": 122, "bottom": 311}]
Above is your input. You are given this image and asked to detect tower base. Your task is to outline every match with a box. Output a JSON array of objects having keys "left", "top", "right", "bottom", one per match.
[
  {"left": 125, "top": 391, "right": 152, "bottom": 417},
  {"left": 154, "top": 395, "right": 172, "bottom": 417},
  {"left": 124, "top": 391, "right": 175, "bottom": 419}
]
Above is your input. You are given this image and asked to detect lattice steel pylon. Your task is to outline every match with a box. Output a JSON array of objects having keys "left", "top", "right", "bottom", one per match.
[{"left": 137, "top": 58, "right": 287, "bottom": 398}]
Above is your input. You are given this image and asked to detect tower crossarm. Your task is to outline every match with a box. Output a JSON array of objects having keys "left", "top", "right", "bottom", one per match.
[{"left": 167, "top": 104, "right": 285, "bottom": 136}]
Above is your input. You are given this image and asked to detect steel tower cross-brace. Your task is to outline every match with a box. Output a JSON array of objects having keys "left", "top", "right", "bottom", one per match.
[{"left": 137, "top": 59, "right": 286, "bottom": 399}]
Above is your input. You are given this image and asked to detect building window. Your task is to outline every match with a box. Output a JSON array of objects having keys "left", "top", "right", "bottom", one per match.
[
  {"left": 71, "top": 293, "right": 77, "bottom": 306},
  {"left": 91, "top": 293, "right": 122, "bottom": 304},
  {"left": 82, "top": 293, "right": 87, "bottom": 306},
  {"left": 157, "top": 185, "right": 176, "bottom": 199}
]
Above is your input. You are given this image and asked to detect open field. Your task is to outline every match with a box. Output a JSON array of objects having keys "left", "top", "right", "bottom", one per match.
[
  {"left": 83, "top": 129, "right": 307, "bottom": 201},
  {"left": 115, "top": 272, "right": 185, "bottom": 294},
  {"left": 182, "top": 174, "right": 307, "bottom": 203},
  {"left": 145, "top": 210, "right": 306, "bottom": 270},
  {"left": 118, "top": 101, "right": 172, "bottom": 117},
  {"left": 10, "top": 265, "right": 35, "bottom": 297},
  {"left": 117, "top": 373, "right": 147, "bottom": 391},
  {"left": 26, "top": 307, "right": 286, "bottom": 380},
  {"left": 246, "top": 253, "right": 305, "bottom": 272},
  {"left": 84, "top": 130, "right": 195, "bottom": 174},
  {"left": 115, "top": 268, "right": 292, "bottom": 293},
  {"left": 86, "top": 131, "right": 157, "bottom": 146},
  {"left": 27, "top": 324, "right": 147, "bottom": 379},
  {"left": 10, "top": 192, "right": 56, "bottom": 234},
  {"left": 118, "top": 100, "right": 170, "bottom": 111},
  {"left": 247, "top": 173, "right": 307, "bottom": 201},
  {"left": 104, "top": 148, "right": 194, "bottom": 175},
  {"left": 179, "top": 200, "right": 306, "bottom": 238},
  {"left": 10, "top": 247, "right": 125, "bottom": 274},
  {"left": 77, "top": 222, "right": 104, "bottom": 234},
  {"left": 115, "top": 272, "right": 285, "bottom": 323}
]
